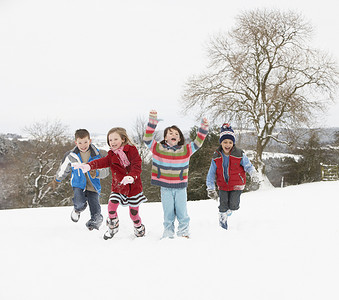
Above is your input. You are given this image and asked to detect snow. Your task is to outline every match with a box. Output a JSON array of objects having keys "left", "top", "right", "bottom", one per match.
[
  {"left": 245, "top": 150, "right": 303, "bottom": 162},
  {"left": 1, "top": 181, "right": 339, "bottom": 300}
]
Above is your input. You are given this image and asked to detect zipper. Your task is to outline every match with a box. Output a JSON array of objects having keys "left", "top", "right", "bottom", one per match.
[{"left": 87, "top": 155, "right": 100, "bottom": 193}]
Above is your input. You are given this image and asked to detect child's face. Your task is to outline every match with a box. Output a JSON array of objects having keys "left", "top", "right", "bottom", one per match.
[
  {"left": 108, "top": 132, "right": 125, "bottom": 150},
  {"left": 165, "top": 128, "right": 181, "bottom": 147},
  {"left": 221, "top": 139, "right": 234, "bottom": 154},
  {"left": 75, "top": 137, "right": 91, "bottom": 153}
]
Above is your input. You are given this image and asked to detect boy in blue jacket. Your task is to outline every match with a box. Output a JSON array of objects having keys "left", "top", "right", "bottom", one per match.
[{"left": 54, "top": 129, "right": 109, "bottom": 230}]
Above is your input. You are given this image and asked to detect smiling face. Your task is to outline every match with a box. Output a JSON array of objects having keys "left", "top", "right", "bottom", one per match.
[
  {"left": 165, "top": 128, "right": 181, "bottom": 147},
  {"left": 108, "top": 132, "right": 125, "bottom": 151},
  {"left": 75, "top": 137, "right": 91, "bottom": 153},
  {"left": 221, "top": 139, "right": 234, "bottom": 155}
]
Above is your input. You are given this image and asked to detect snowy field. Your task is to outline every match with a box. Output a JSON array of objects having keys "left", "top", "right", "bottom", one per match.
[{"left": 1, "top": 181, "right": 339, "bottom": 300}]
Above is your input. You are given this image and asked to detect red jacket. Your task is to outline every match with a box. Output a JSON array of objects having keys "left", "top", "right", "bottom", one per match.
[
  {"left": 214, "top": 146, "right": 246, "bottom": 191},
  {"left": 87, "top": 144, "right": 143, "bottom": 197}
]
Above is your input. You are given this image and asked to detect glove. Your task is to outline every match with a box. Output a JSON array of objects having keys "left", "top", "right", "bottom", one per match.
[
  {"left": 48, "top": 179, "right": 58, "bottom": 191},
  {"left": 149, "top": 110, "right": 158, "bottom": 125},
  {"left": 207, "top": 189, "right": 218, "bottom": 200},
  {"left": 149, "top": 110, "right": 157, "bottom": 120},
  {"left": 201, "top": 118, "right": 209, "bottom": 130},
  {"left": 89, "top": 170, "right": 97, "bottom": 178},
  {"left": 251, "top": 172, "right": 260, "bottom": 183},
  {"left": 120, "top": 176, "right": 134, "bottom": 185},
  {"left": 72, "top": 163, "right": 91, "bottom": 173}
]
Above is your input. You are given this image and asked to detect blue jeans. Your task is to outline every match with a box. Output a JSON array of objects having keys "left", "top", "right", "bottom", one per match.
[
  {"left": 72, "top": 188, "right": 102, "bottom": 220},
  {"left": 160, "top": 187, "right": 190, "bottom": 238}
]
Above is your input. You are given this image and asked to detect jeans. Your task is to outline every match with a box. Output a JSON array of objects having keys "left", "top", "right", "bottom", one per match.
[
  {"left": 218, "top": 190, "right": 242, "bottom": 212},
  {"left": 72, "top": 188, "right": 102, "bottom": 220},
  {"left": 160, "top": 187, "right": 190, "bottom": 238}
]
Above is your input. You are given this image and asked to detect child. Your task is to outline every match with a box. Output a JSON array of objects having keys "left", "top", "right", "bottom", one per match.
[
  {"left": 206, "top": 123, "right": 259, "bottom": 230},
  {"left": 55, "top": 129, "right": 109, "bottom": 230},
  {"left": 143, "top": 110, "right": 209, "bottom": 239},
  {"left": 73, "top": 127, "right": 147, "bottom": 239}
]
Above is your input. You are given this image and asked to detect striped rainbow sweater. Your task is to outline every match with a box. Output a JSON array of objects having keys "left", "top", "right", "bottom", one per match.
[{"left": 143, "top": 121, "right": 209, "bottom": 188}]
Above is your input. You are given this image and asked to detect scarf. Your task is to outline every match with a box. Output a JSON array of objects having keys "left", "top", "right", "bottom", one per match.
[{"left": 113, "top": 146, "right": 130, "bottom": 168}]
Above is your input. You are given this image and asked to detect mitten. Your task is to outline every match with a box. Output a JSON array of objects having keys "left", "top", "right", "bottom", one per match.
[
  {"left": 72, "top": 163, "right": 91, "bottom": 173},
  {"left": 251, "top": 171, "right": 260, "bottom": 183},
  {"left": 149, "top": 110, "right": 158, "bottom": 125},
  {"left": 120, "top": 176, "right": 134, "bottom": 185},
  {"left": 89, "top": 170, "right": 97, "bottom": 178},
  {"left": 48, "top": 179, "right": 58, "bottom": 191},
  {"left": 207, "top": 189, "right": 218, "bottom": 200},
  {"left": 201, "top": 117, "right": 209, "bottom": 130}
]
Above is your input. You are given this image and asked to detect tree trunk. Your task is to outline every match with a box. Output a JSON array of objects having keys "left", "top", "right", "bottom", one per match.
[{"left": 255, "top": 138, "right": 274, "bottom": 189}]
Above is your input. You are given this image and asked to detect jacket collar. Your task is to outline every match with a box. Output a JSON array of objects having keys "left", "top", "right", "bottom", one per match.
[{"left": 163, "top": 142, "right": 181, "bottom": 151}]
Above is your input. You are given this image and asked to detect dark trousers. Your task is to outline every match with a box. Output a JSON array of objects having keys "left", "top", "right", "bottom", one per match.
[{"left": 218, "top": 190, "right": 242, "bottom": 212}]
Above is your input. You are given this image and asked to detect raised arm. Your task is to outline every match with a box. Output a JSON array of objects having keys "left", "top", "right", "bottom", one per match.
[
  {"left": 191, "top": 117, "right": 209, "bottom": 154},
  {"left": 143, "top": 109, "right": 159, "bottom": 149}
]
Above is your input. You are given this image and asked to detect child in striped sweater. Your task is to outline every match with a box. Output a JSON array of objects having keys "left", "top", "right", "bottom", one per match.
[{"left": 143, "top": 110, "right": 209, "bottom": 239}]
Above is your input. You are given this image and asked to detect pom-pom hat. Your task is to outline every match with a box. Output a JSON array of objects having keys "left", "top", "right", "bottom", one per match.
[{"left": 219, "top": 123, "right": 235, "bottom": 144}]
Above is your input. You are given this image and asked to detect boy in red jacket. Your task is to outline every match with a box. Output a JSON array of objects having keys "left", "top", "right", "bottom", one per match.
[{"left": 206, "top": 124, "right": 259, "bottom": 229}]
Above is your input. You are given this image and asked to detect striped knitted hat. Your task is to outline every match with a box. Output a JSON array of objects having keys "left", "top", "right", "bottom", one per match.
[{"left": 219, "top": 123, "right": 235, "bottom": 144}]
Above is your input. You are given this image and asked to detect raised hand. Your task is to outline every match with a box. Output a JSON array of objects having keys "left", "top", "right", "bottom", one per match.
[
  {"left": 149, "top": 110, "right": 158, "bottom": 122},
  {"left": 202, "top": 117, "right": 209, "bottom": 126},
  {"left": 201, "top": 118, "right": 209, "bottom": 131}
]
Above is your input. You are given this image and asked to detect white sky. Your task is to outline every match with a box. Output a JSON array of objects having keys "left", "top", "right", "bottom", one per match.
[{"left": 0, "top": 0, "right": 338, "bottom": 136}]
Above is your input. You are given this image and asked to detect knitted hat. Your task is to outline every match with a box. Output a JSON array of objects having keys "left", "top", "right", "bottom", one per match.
[{"left": 219, "top": 123, "right": 235, "bottom": 144}]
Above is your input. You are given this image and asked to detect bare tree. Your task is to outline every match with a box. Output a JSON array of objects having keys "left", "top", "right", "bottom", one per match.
[
  {"left": 132, "top": 116, "right": 151, "bottom": 163},
  {"left": 23, "top": 121, "right": 73, "bottom": 207},
  {"left": 182, "top": 9, "right": 338, "bottom": 181}
]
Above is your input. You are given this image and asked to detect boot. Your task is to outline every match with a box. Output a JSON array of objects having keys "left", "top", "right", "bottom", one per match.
[
  {"left": 103, "top": 217, "right": 119, "bottom": 240},
  {"left": 70, "top": 203, "right": 87, "bottom": 222},
  {"left": 134, "top": 224, "right": 145, "bottom": 237},
  {"left": 86, "top": 214, "right": 103, "bottom": 230},
  {"left": 219, "top": 212, "right": 228, "bottom": 229}
]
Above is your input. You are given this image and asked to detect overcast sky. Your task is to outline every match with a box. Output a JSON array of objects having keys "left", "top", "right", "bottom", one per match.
[{"left": 1, "top": 0, "right": 338, "bottom": 136}]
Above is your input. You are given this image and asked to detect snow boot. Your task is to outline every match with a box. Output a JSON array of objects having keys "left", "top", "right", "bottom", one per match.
[
  {"left": 71, "top": 209, "right": 80, "bottom": 222},
  {"left": 86, "top": 214, "right": 103, "bottom": 231},
  {"left": 218, "top": 210, "right": 231, "bottom": 230},
  {"left": 134, "top": 224, "right": 145, "bottom": 237},
  {"left": 219, "top": 209, "right": 232, "bottom": 229},
  {"left": 103, "top": 217, "right": 119, "bottom": 240},
  {"left": 70, "top": 203, "right": 87, "bottom": 222}
]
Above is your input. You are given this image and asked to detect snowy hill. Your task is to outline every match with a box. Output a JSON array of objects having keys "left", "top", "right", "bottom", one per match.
[{"left": 1, "top": 181, "right": 339, "bottom": 300}]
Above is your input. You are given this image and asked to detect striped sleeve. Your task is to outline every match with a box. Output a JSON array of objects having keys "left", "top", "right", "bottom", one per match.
[
  {"left": 143, "top": 119, "right": 158, "bottom": 149},
  {"left": 192, "top": 121, "right": 209, "bottom": 153}
]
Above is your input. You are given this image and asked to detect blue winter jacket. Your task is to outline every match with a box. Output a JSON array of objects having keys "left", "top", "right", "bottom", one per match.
[{"left": 55, "top": 144, "right": 109, "bottom": 193}]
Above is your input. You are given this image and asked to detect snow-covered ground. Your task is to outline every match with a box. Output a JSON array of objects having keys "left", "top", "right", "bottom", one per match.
[{"left": 1, "top": 181, "right": 339, "bottom": 300}]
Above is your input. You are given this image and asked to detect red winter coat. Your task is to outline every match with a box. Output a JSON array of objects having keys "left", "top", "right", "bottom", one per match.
[
  {"left": 214, "top": 146, "right": 246, "bottom": 191},
  {"left": 87, "top": 144, "right": 143, "bottom": 197}
]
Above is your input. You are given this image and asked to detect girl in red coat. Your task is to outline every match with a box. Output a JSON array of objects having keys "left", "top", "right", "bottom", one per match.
[
  {"left": 73, "top": 127, "right": 147, "bottom": 239},
  {"left": 206, "top": 124, "right": 259, "bottom": 230}
]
